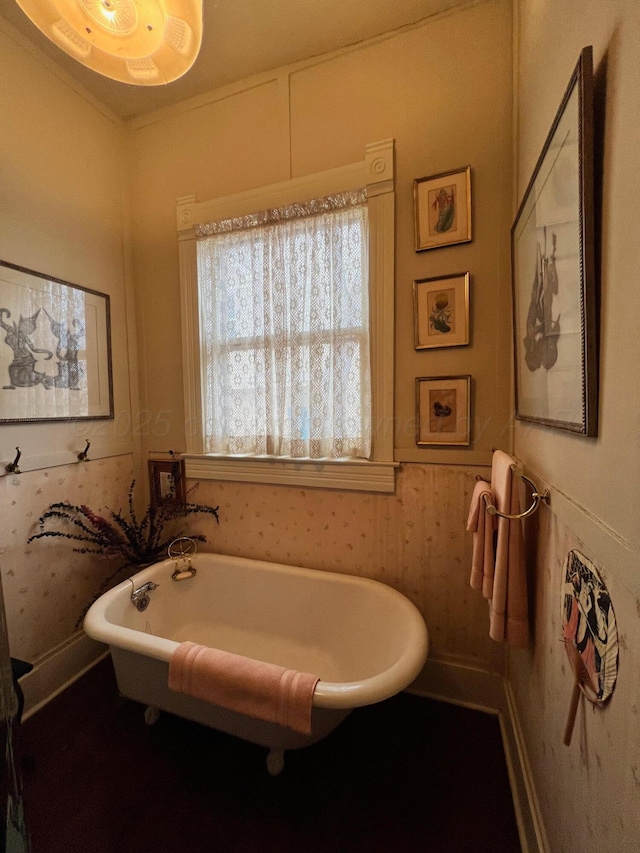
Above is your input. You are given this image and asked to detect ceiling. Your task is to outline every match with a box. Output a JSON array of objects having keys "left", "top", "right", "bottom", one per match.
[{"left": 1, "top": 0, "right": 469, "bottom": 120}]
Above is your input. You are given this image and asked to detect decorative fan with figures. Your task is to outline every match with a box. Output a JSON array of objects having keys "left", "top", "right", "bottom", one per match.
[{"left": 561, "top": 549, "right": 618, "bottom": 744}]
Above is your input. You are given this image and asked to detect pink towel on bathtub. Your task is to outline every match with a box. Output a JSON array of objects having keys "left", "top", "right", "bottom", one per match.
[{"left": 168, "top": 642, "right": 320, "bottom": 735}]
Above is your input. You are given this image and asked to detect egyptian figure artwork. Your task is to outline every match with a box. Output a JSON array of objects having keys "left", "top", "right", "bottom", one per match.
[
  {"left": 0, "top": 308, "right": 53, "bottom": 389},
  {"left": 0, "top": 307, "right": 85, "bottom": 391},
  {"left": 0, "top": 259, "right": 112, "bottom": 423},
  {"left": 523, "top": 227, "right": 560, "bottom": 372},
  {"left": 43, "top": 310, "right": 85, "bottom": 390}
]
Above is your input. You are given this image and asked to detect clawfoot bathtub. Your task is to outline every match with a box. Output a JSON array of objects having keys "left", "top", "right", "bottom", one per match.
[{"left": 84, "top": 553, "right": 428, "bottom": 774}]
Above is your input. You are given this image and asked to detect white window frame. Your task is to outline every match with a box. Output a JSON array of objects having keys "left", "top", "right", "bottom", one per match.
[{"left": 177, "top": 139, "right": 396, "bottom": 492}]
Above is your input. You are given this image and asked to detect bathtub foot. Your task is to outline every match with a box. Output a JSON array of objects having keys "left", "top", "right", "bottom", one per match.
[
  {"left": 144, "top": 705, "right": 160, "bottom": 726},
  {"left": 266, "top": 748, "right": 285, "bottom": 777}
]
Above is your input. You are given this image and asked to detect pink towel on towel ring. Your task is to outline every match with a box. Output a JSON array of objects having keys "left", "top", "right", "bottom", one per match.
[
  {"left": 168, "top": 641, "right": 320, "bottom": 735},
  {"left": 489, "top": 450, "right": 528, "bottom": 647},
  {"left": 466, "top": 479, "right": 497, "bottom": 597}
]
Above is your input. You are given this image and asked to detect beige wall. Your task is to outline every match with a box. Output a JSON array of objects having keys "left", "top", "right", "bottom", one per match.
[
  {"left": 512, "top": 512, "right": 640, "bottom": 852},
  {"left": 2, "top": 2, "right": 638, "bottom": 846},
  {"left": 511, "top": 2, "right": 640, "bottom": 851},
  {"left": 514, "top": 0, "right": 640, "bottom": 562},
  {"left": 7, "top": 457, "right": 134, "bottom": 661},
  {"left": 0, "top": 20, "right": 136, "bottom": 661},
  {"left": 0, "top": 0, "right": 515, "bottom": 683},
  {"left": 131, "top": 0, "right": 513, "bottom": 466},
  {"left": 131, "top": 80, "right": 285, "bottom": 443},
  {"left": 288, "top": 4, "right": 514, "bottom": 465},
  {"left": 129, "top": 0, "right": 514, "bottom": 673}
]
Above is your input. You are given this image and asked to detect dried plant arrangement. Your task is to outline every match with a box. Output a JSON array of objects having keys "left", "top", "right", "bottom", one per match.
[{"left": 28, "top": 480, "right": 219, "bottom": 626}]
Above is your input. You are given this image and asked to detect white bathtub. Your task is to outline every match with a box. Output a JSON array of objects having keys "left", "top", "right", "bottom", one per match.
[{"left": 84, "top": 553, "right": 428, "bottom": 766}]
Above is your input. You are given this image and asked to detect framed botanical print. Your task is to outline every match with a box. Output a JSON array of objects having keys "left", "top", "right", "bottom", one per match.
[
  {"left": 414, "top": 166, "right": 472, "bottom": 251},
  {"left": 416, "top": 375, "right": 471, "bottom": 446},
  {"left": 413, "top": 272, "right": 470, "bottom": 349}
]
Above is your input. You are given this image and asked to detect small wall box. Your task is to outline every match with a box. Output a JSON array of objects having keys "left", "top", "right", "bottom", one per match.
[{"left": 148, "top": 457, "right": 186, "bottom": 507}]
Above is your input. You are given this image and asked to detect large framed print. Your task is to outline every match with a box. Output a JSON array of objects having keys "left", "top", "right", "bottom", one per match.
[
  {"left": 511, "top": 46, "right": 597, "bottom": 436},
  {"left": 0, "top": 260, "right": 113, "bottom": 423}
]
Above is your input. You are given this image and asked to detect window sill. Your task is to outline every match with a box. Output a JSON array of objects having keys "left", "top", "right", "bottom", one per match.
[{"left": 183, "top": 454, "right": 398, "bottom": 493}]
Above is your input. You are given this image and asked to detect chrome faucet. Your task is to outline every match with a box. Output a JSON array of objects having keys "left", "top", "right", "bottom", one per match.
[{"left": 130, "top": 581, "right": 159, "bottom": 612}]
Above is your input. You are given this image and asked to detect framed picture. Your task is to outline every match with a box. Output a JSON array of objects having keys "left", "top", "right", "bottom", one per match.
[
  {"left": 511, "top": 46, "right": 597, "bottom": 435},
  {"left": 413, "top": 272, "right": 470, "bottom": 349},
  {"left": 0, "top": 259, "right": 113, "bottom": 423},
  {"left": 414, "top": 166, "right": 472, "bottom": 251},
  {"left": 149, "top": 456, "right": 186, "bottom": 507},
  {"left": 416, "top": 375, "right": 471, "bottom": 446}
]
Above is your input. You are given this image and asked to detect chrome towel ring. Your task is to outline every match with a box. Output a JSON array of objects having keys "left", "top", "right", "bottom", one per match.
[{"left": 479, "top": 474, "right": 550, "bottom": 520}]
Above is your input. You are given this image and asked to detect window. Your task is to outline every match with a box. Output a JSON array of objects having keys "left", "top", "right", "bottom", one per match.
[
  {"left": 196, "top": 191, "right": 370, "bottom": 460},
  {"left": 178, "top": 139, "right": 396, "bottom": 492}
]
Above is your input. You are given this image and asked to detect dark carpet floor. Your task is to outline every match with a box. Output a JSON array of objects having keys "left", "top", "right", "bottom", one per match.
[{"left": 19, "top": 656, "right": 521, "bottom": 853}]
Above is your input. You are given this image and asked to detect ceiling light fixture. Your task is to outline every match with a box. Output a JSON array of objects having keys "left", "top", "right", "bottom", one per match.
[{"left": 15, "top": 0, "right": 202, "bottom": 86}]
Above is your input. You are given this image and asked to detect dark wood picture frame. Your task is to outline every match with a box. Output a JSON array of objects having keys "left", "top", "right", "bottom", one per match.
[
  {"left": 0, "top": 259, "right": 113, "bottom": 423},
  {"left": 511, "top": 46, "right": 597, "bottom": 436},
  {"left": 149, "top": 456, "right": 186, "bottom": 507}
]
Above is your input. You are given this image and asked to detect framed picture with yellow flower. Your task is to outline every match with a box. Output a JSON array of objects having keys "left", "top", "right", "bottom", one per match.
[
  {"left": 413, "top": 272, "right": 470, "bottom": 349},
  {"left": 414, "top": 166, "right": 472, "bottom": 251}
]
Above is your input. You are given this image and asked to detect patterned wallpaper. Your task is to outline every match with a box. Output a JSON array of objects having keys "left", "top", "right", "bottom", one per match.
[
  {"left": 1, "top": 459, "right": 503, "bottom": 679},
  {"left": 5, "top": 450, "right": 639, "bottom": 853},
  {"left": 509, "top": 510, "right": 640, "bottom": 852},
  {"left": 1, "top": 456, "right": 134, "bottom": 662},
  {"left": 187, "top": 463, "right": 501, "bottom": 670}
]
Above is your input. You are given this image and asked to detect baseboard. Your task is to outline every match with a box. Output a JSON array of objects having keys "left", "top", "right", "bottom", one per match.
[
  {"left": 20, "top": 632, "right": 108, "bottom": 721},
  {"left": 409, "top": 656, "right": 509, "bottom": 714},
  {"left": 409, "top": 656, "right": 546, "bottom": 853},
  {"left": 502, "top": 679, "right": 549, "bottom": 853}
]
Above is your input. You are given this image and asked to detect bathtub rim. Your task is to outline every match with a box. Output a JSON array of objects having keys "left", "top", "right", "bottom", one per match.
[{"left": 84, "top": 553, "right": 429, "bottom": 711}]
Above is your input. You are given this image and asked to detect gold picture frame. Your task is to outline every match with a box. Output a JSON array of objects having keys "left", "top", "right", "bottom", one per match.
[
  {"left": 416, "top": 375, "right": 471, "bottom": 446},
  {"left": 413, "top": 272, "right": 470, "bottom": 349},
  {"left": 414, "top": 166, "right": 472, "bottom": 251}
]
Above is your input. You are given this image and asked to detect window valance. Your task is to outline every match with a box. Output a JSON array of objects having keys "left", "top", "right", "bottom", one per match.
[{"left": 193, "top": 188, "right": 368, "bottom": 238}]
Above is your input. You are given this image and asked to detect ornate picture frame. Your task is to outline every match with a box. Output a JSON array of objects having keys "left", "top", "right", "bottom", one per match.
[
  {"left": 415, "top": 375, "right": 471, "bottom": 446},
  {"left": 511, "top": 46, "right": 597, "bottom": 435},
  {"left": 414, "top": 166, "right": 472, "bottom": 251},
  {"left": 0, "top": 259, "right": 113, "bottom": 423},
  {"left": 413, "top": 272, "right": 470, "bottom": 349}
]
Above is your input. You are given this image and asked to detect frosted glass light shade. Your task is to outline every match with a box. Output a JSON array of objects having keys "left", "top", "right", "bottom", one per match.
[{"left": 15, "top": 0, "right": 202, "bottom": 85}]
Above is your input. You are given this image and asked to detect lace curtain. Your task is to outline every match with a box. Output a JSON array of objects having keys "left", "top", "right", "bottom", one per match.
[{"left": 196, "top": 189, "right": 371, "bottom": 459}]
